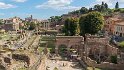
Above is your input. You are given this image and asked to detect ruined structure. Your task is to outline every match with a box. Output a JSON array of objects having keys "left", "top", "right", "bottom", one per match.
[
  {"left": 54, "top": 35, "right": 123, "bottom": 70},
  {"left": 55, "top": 36, "right": 83, "bottom": 55}
]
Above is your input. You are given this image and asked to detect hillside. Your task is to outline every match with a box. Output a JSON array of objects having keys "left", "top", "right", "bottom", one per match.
[{"left": 49, "top": 2, "right": 124, "bottom": 27}]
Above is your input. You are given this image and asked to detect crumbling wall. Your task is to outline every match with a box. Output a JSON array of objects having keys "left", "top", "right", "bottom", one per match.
[
  {"left": 0, "top": 65, "right": 6, "bottom": 70},
  {"left": 12, "top": 54, "right": 30, "bottom": 66}
]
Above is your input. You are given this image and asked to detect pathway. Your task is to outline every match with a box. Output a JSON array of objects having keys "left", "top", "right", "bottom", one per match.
[{"left": 45, "top": 57, "right": 84, "bottom": 70}]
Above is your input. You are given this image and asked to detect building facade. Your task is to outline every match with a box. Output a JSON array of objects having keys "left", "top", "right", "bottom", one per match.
[
  {"left": 41, "top": 20, "right": 50, "bottom": 30},
  {"left": 104, "top": 17, "right": 121, "bottom": 34},
  {"left": 114, "top": 22, "right": 124, "bottom": 37},
  {"left": 3, "top": 17, "right": 21, "bottom": 31}
]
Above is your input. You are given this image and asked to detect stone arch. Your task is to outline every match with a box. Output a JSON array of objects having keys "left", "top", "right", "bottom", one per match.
[
  {"left": 70, "top": 44, "right": 80, "bottom": 52},
  {"left": 55, "top": 36, "right": 83, "bottom": 55},
  {"left": 88, "top": 43, "right": 109, "bottom": 63},
  {"left": 58, "top": 44, "right": 68, "bottom": 56}
]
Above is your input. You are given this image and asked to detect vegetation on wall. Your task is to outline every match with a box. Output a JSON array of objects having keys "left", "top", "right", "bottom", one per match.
[{"left": 111, "top": 55, "right": 117, "bottom": 64}]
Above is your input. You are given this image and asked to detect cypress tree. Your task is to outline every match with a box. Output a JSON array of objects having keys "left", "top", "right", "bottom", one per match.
[
  {"left": 102, "top": 2, "right": 104, "bottom": 6},
  {"left": 104, "top": 3, "right": 108, "bottom": 9},
  {"left": 115, "top": 2, "right": 119, "bottom": 9}
]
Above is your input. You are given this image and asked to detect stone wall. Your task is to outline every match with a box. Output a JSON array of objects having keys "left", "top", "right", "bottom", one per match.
[
  {"left": 4, "top": 57, "right": 11, "bottom": 64},
  {"left": 106, "top": 45, "right": 119, "bottom": 55},
  {"left": 0, "top": 65, "right": 6, "bottom": 70},
  {"left": 12, "top": 54, "right": 30, "bottom": 66},
  {"left": 81, "top": 56, "right": 124, "bottom": 70},
  {"left": 55, "top": 36, "right": 83, "bottom": 54}
]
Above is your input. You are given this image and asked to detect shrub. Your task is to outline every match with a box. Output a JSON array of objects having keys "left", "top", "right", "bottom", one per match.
[{"left": 111, "top": 55, "right": 117, "bottom": 64}]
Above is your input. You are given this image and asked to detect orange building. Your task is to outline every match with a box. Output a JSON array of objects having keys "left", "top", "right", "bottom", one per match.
[{"left": 104, "top": 17, "right": 122, "bottom": 34}]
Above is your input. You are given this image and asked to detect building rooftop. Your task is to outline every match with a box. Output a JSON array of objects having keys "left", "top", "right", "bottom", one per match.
[{"left": 110, "top": 18, "right": 121, "bottom": 21}]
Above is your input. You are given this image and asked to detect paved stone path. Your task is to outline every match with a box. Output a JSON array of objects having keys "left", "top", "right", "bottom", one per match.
[
  {"left": 37, "top": 55, "right": 46, "bottom": 70},
  {"left": 45, "top": 59, "right": 84, "bottom": 70}
]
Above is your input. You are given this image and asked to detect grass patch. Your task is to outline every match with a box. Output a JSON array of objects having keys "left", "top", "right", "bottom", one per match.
[
  {"left": 87, "top": 67, "right": 101, "bottom": 70},
  {"left": 0, "top": 33, "right": 19, "bottom": 41},
  {"left": 38, "top": 47, "right": 44, "bottom": 53},
  {"left": 40, "top": 36, "right": 56, "bottom": 53},
  {"left": 18, "top": 68, "right": 27, "bottom": 70},
  {"left": 119, "top": 41, "right": 124, "bottom": 48},
  {"left": 41, "top": 36, "right": 56, "bottom": 41}
]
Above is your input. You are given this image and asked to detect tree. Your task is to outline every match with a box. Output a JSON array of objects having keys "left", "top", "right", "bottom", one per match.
[
  {"left": 50, "top": 16, "right": 62, "bottom": 25},
  {"left": 79, "top": 12, "right": 104, "bottom": 35},
  {"left": 0, "top": 20, "right": 3, "bottom": 25},
  {"left": 93, "top": 2, "right": 108, "bottom": 13},
  {"left": 80, "top": 7, "right": 88, "bottom": 14},
  {"left": 102, "top": 1, "right": 104, "bottom": 6},
  {"left": 69, "top": 10, "right": 80, "bottom": 15},
  {"left": 29, "top": 22, "right": 36, "bottom": 30},
  {"left": 79, "top": 15, "right": 86, "bottom": 35},
  {"left": 89, "top": 8, "right": 93, "bottom": 12},
  {"left": 104, "top": 3, "right": 108, "bottom": 9},
  {"left": 76, "top": 23, "right": 80, "bottom": 35},
  {"left": 111, "top": 55, "right": 117, "bottom": 64},
  {"left": 63, "top": 18, "right": 78, "bottom": 36},
  {"left": 94, "top": 4, "right": 102, "bottom": 12},
  {"left": 101, "top": 5, "right": 106, "bottom": 12},
  {"left": 115, "top": 2, "right": 119, "bottom": 9}
]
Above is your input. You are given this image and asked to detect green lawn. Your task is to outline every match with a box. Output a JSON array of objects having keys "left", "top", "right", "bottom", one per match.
[
  {"left": 0, "top": 34, "right": 10, "bottom": 40},
  {"left": 0, "top": 33, "right": 19, "bottom": 41},
  {"left": 18, "top": 68, "right": 27, "bottom": 70},
  {"left": 118, "top": 41, "right": 124, "bottom": 52},
  {"left": 38, "top": 47, "right": 44, "bottom": 53},
  {"left": 119, "top": 41, "right": 124, "bottom": 48},
  {"left": 41, "top": 36, "right": 56, "bottom": 41},
  {"left": 87, "top": 67, "right": 101, "bottom": 70},
  {"left": 40, "top": 36, "right": 56, "bottom": 53}
]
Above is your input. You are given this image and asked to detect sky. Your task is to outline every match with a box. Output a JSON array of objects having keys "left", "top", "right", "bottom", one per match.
[{"left": 0, "top": 0, "right": 124, "bottom": 19}]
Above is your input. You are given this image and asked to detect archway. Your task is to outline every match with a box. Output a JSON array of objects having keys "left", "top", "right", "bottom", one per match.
[
  {"left": 58, "top": 44, "right": 68, "bottom": 56},
  {"left": 69, "top": 45, "right": 80, "bottom": 60},
  {"left": 88, "top": 45, "right": 109, "bottom": 64}
]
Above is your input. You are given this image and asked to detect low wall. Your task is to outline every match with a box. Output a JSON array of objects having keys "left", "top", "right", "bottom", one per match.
[
  {"left": 12, "top": 54, "right": 30, "bottom": 66},
  {"left": 81, "top": 56, "right": 124, "bottom": 70}
]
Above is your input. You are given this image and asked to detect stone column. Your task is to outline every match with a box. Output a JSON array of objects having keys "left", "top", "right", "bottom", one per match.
[
  {"left": 48, "top": 22, "right": 50, "bottom": 30},
  {"left": 47, "top": 22, "right": 48, "bottom": 30},
  {"left": 55, "top": 39, "right": 58, "bottom": 56},
  {"left": 44, "top": 23, "right": 45, "bottom": 30},
  {"left": 67, "top": 45, "right": 70, "bottom": 55},
  {"left": 67, "top": 39, "right": 70, "bottom": 55},
  {"left": 85, "top": 42, "right": 88, "bottom": 60},
  {"left": 55, "top": 46, "right": 58, "bottom": 55}
]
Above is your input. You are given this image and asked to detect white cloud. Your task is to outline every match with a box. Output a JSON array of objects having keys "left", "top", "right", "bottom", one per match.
[
  {"left": 0, "top": 2, "right": 16, "bottom": 9},
  {"left": 36, "top": 0, "right": 81, "bottom": 11},
  {"left": 13, "top": 0, "right": 27, "bottom": 2}
]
